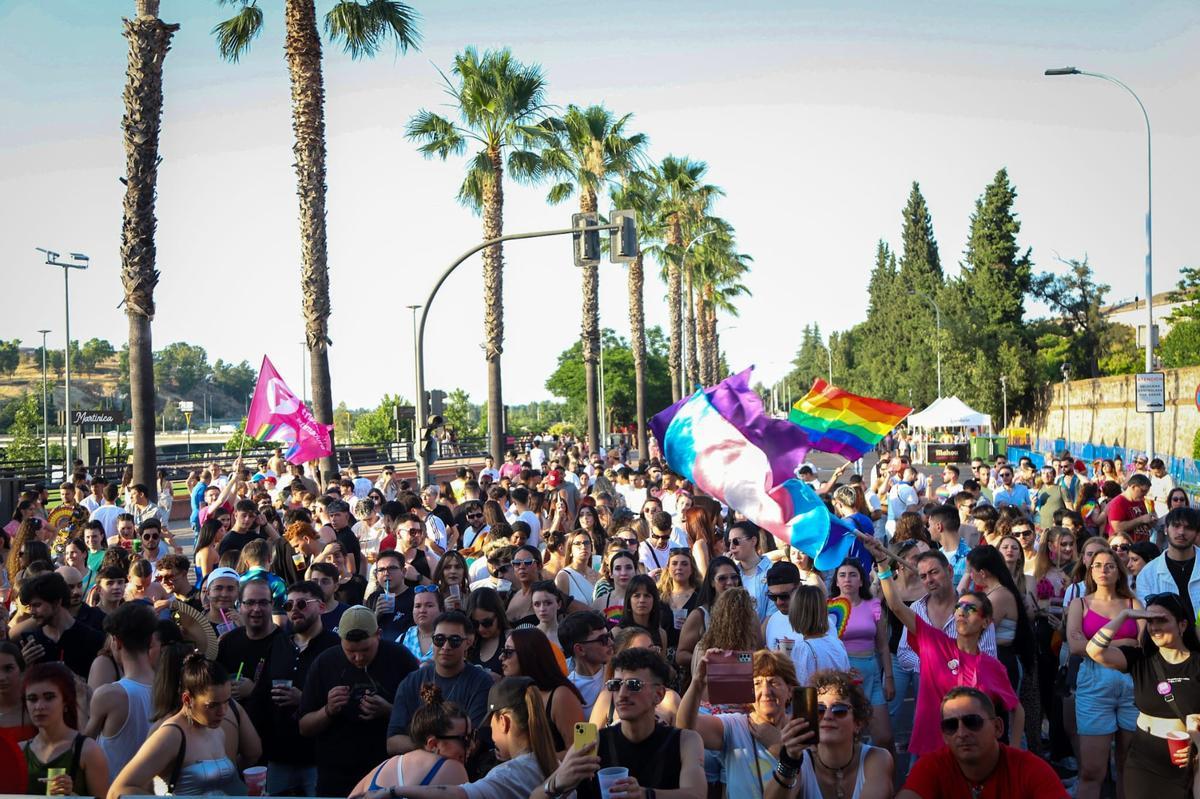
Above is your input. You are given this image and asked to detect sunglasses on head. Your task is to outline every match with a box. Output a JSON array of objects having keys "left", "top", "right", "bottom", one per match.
[
  {"left": 414, "top": 585, "right": 439, "bottom": 594},
  {"left": 283, "top": 598, "right": 316, "bottom": 612},
  {"left": 940, "top": 713, "right": 989, "bottom": 734},
  {"left": 432, "top": 634, "right": 466, "bottom": 649},
  {"left": 669, "top": 547, "right": 690, "bottom": 555},
  {"left": 606, "top": 678, "right": 655, "bottom": 693},
  {"left": 435, "top": 732, "right": 473, "bottom": 747}
]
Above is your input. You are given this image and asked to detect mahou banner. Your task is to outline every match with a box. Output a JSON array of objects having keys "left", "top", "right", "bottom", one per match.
[{"left": 244, "top": 356, "right": 332, "bottom": 464}]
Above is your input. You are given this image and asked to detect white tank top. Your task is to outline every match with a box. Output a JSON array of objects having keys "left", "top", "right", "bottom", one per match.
[
  {"left": 98, "top": 677, "right": 154, "bottom": 780},
  {"left": 798, "top": 744, "right": 875, "bottom": 799}
]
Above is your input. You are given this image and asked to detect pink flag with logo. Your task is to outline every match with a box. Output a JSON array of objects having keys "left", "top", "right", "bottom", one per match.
[{"left": 245, "top": 356, "right": 332, "bottom": 464}]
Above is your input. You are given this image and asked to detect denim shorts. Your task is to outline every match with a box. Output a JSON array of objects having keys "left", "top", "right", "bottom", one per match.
[
  {"left": 1075, "top": 656, "right": 1137, "bottom": 735},
  {"left": 848, "top": 653, "right": 886, "bottom": 706}
]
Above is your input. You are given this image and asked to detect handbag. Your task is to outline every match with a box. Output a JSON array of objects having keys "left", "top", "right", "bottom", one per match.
[{"left": 706, "top": 650, "right": 754, "bottom": 705}]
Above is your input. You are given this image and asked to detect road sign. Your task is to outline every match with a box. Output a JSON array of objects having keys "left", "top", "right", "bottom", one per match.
[
  {"left": 179, "top": 401, "right": 195, "bottom": 412},
  {"left": 1135, "top": 372, "right": 1165, "bottom": 413},
  {"left": 394, "top": 405, "right": 415, "bottom": 422}
]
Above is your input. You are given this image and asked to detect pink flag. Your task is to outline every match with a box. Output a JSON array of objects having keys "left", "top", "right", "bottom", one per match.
[{"left": 245, "top": 356, "right": 332, "bottom": 465}]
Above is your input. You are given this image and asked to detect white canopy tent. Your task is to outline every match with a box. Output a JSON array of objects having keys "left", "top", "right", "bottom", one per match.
[{"left": 907, "top": 396, "right": 993, "bottom": 430}]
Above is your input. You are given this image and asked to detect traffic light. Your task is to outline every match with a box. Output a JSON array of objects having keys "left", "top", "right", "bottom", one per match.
[
  {"left": 420, "top": 414, "right": 444, "bottom": 465},
  {"left": 572, "top": 212, "right": 600, "bottom": 267},
  {"left": 423, "top": 390, "right": 446, "bottom": 417},
  {"left": 609, "top": 209, "right": 637, "bottom": 263}
]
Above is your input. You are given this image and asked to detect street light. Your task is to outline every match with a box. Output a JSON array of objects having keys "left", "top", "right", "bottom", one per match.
[
  {"left": 407, "top": 304, "right": 421, "bottom": 451},
  {"left": 999, "top": 374, "right": 1008, "bottom": 436},
  {"left": 681, "top": 229, "right": 718, "bottom": 397},
  {"left": 1061, "top": 363, "right": 1072, "bottom": 447},
  {"left": 37, "top": 328, "right": 50, "bottom": 477},
  {"left": 37, "top": 248, "right": 88, "bottom": 474},
  {"left": 919, "top": 293, "right": 942, "bottom": 399},
  {"left": 1045, "top": 66, "right": 1154, "bottom": 457},
  {"left": 299, "top": 341, "right": 308, "bottom": 406}
]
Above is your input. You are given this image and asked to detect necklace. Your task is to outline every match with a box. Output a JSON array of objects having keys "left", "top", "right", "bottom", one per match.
[{"left": 814, "top": 744, "right": 857, "bottom": 799}]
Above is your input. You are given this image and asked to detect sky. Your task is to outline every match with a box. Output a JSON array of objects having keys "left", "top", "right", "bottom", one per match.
[{"left": 1, "top": 0, "right": 1197, "bottom": 411}]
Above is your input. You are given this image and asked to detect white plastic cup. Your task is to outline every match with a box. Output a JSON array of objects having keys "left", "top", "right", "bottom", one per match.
[
  {"left": 243, "top": 765, "right": 267, "bottom": 796},
  {"left": 597, "top": 767, "right": 630, "bottom": 799}
]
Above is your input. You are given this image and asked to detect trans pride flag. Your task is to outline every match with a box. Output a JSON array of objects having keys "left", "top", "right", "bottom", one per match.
[
  {"left": 789, "top": 379, "right": 912, "bottom": 462},
  {"left": 650, "top": 368, "right": 866, "bottom": 571},
  {"left": 244, "top": 356, "right": 332, "bottom": 465}
]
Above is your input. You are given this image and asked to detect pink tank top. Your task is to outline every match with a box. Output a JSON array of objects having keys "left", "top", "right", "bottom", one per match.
[
  {"left": 841, "top": 597, "right": 881, "bottom": 651},
  {"left": 1081, "top": 598, "right": 1138, "bottom": 640}
]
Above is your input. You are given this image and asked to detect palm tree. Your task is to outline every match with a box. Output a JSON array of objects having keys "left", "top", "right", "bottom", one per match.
[
  {"left": 611, "top": 172, "right": 663, "bottom": 459},
  {"left": 406, "top": 47, "right": 552, "bottom": 462},
  {"left": 121, "top": 0, "right": 179, "bottom": 501},
  {"left": 214, "top": 0, "right": 420, "bottom": 480},
  {"left": 654, "top": 157, "right": 722, "bottom": 400},
  {"left": 542, "top": 105, "right": 646, "bottom": 454},
  {"left": 693, "top": 234, "right": 751, "bottom": 384}
]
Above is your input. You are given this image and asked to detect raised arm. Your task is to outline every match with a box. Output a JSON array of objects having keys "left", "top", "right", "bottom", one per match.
[
  {"left": 855, "top": 533, "right": 917, "bottom": 635},
  {"left": 675, "top": 648, "right": 731, "bottom": 750},
  {"left": 1084, "top": 608, "right": 1137, "bottom": 671}
]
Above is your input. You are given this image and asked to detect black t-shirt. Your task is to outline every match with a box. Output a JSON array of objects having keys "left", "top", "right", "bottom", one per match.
[
  {"left": 364, "top": 588, "right": 416, "bottom": 642},
  {"left": 1120, "top": 645, "right": 1200, "bottom": 719},
  {"left": 335, "top": 575, "right": 367, "bottom": 608},
  {"left": 1167, "top": 557, "right": 1197, "bottom": 621},
  {"left": 28, "top": 619, "right": 105, "bottom": 680},
  {"left": 218, "top": 528, "right": 264, "bottom": 556},
  {"left": 577, "top": 724, "right": 683, "bottom": 799},
  {"left": 321, "top": 602, "right": 349, "bottom": 635},
  {"left": 250, "top": 628, "right": 340, "bottom": 764},
  {"left": 300, "top": 640, "right": 420, "bottom": 783},
  {"left": 333, "top": 525, "right": 363, "bottom": 575},
  {"left": 216, "top": 626, "right": 282, "bottom": 685},
  {"left": 73, "top": 603, "right": 107, "bottom": 632},
  {"left": 405, "top": 549, "right": 432, "bottom": 586}
]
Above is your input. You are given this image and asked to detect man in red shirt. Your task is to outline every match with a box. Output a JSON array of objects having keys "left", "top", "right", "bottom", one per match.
[
  {"left": 900, "top": 687, "right": 1067, "bottom": 799},
  {"left": 1106, "top": 474, "right": 1156, "bottom": 541}
]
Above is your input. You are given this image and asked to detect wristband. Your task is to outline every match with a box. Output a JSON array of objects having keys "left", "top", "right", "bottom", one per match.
[
  {"left": 778, "top": 749, "right": 804, "bottom": 770},
  {"left": 773, "top": 765, "right": 798, "bottom": 789},
  {"left": 877, "top": 569, "right": 895, "bottom": 581}
]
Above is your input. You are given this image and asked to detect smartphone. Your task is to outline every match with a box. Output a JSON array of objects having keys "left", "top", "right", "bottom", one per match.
[
  {"left": 573, "top": 721, "right": 598, "bottom": 751},
  {"left": 793, "top": 686, "right": 819, "bottom": 745}
]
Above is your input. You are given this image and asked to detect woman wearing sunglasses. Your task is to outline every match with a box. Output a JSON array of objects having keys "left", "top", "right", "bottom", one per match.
[
  {"left": 764, "top": 668, "right": 893, "bottom": 799},
  {"left": 500, "top": 628, "right": 584, "bottom": 756},
  {"left": 351, "top": 684, "right": 470, "bottom": 794},
  {"left": 1085, "top": 591, "right": 1200, "bottom": 797},
  {"left": 464, "top": 588, "right": 509, "bottom": 677},
  {"left": 860, "top": 534, "right": 1017, "bottom": 759}
]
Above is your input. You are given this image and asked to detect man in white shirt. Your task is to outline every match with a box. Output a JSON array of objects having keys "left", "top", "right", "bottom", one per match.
[
  {"left": 529, "top": 441, "right": 546, "bottom": 472},
  {"left": 1148, "top": 458, "right": 1177, "bottom": 515},
  {"left": 347, "top": 465, "right": 372, "bottom": 499},
  {"left": 560, "top": 610, "right": 613, "bottom": 718},
  {"left": 886, "top": 467, "right": 920, "bottom": 536},
  {"left": 638, "top": 512, "right": 675, "bottom": 577},
  {"left": 90, "top": 484, "right": 123, "bottom": 540},
  {"left": 504, "top": 486, "right": 541, "bottom": 548},
  {"left": 80, "top": 478, "right": 106, "bottom": 514},
  {"left": 479, "top": 455, "right": 501, "bottom": 484}
]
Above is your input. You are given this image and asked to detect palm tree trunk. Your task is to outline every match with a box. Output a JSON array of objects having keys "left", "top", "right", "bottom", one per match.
[
  {"left": 685, "top": 264, "right": 699, "bottom": 390},
  {"left": 629, "top": 252, "right": 648, "bottom": 460},
  {"left": 482, "top": 148, "right": 505, "bottom": 463},
  {"left": 285, "top": 0, "right": 336, "bottom": 480},
  {"left": 666, "top": 217, "right": 683, "bottom": 402},
  {"left": 580, "top": 189, "right": 600, "bottom": 454},
  {"left": 120, "top": 3, "right": 178, "bottom": 503},
  {"left": 703, "top": 300, "right": 717, "bottom": 384}
]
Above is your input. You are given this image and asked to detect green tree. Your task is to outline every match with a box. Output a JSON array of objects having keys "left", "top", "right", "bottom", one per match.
[
  {"left": 541, "top": 104, "right": 647, "bottom": 453},
  {"left": 0, "top": 340, "right": 20, "bottom": 376},
  {"left": 3, "top": 395, "right": 42, "bottom": 464},
  {"left": 210, "top": 359, "right": 256, "bottom": 401},
  {"left": 895, "top": 181, "right": 944, "bottom": 407},
  {"left": 154, "top": 342, "right": 210, "bottom": 393},
  {"left": 442, "top": 388, "right": 473, "bottom": 437},
  {"left": 79, "top": 338, "right": 116, "bottom": 375},
  {"left": 1167, "top": 266, "right": 1200, "bottom": 323},
  {"left": 351, "top": 394, "right": 409, "bottom": 446},
  {"left": 407, "top": 46, "right": 551, "bottom": 462},
  {"left": 1159, "top": 319, "right": 1200, "bottom": 369},
  {"left": 215, "top": 0, "right": 420, "bottom": 478},
  {"left": 1030, "top": 257, "right": 1112, "bottom": 379}
]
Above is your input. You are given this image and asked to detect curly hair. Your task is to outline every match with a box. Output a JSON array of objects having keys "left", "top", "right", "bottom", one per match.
[
  {"left": 810, "top": 668, "right": 871, "bottom": 731},
  {"left": 698, "top": 586, "right": 759, "bottom": 652}
]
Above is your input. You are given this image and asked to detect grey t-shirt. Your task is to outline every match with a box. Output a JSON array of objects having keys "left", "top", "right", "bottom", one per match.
[
  {"left": 461, "top": 752, "right": 556, "bottom": 799},
  {"left": 387, "top": 663, "right": 493, "bottom": 736}
]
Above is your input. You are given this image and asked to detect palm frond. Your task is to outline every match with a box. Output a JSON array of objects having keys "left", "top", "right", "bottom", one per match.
[
  {"left": 325, "top": 0, "right": 421, "bottom": 60},
  {"left": 212, "top": 2, "right": 263, "bottom": 62},
  {"left": 405, "top": 110, "right": 465, "bottom": 159},
  {"left": 546, "top": 181, "right": 576, "bottom": 205},
  {"left": 455, "top": 150, "right": 493, "bottom": 213},
  {"left": 507, "top": 148, "right": 545, "bottom": 184}
]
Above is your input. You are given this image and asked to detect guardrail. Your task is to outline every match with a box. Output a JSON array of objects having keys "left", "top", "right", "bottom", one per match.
[{"left": 1008, "top": 436, "right": 1200, "bottom": 499}]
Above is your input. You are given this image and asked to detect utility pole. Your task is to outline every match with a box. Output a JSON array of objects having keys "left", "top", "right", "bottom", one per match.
[
  {"left": 38, "top": 248, "right": 88, "bottom": 474},
  {"left": 999, "top": 375, "right": 1008, "bottom": 436},
  {"left": 1061, "top": 364, "right": 1071, "bottom": 447},
  {"left": 38, "top": 328, "right": 51, "bottom": 477}
]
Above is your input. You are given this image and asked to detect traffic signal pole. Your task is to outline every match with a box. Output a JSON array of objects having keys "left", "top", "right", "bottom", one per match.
[{"left": 413, "top": 220, "right": 627, "bottom": 487}]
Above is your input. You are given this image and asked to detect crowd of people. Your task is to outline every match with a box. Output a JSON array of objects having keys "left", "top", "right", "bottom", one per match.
[{"left": 0, "top": 440, "right": 1196, "bottom": 797}]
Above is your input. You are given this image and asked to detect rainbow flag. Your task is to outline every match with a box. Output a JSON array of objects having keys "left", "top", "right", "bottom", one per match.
[{"left": 789, "top": 379, "right": 911, "bottom": 462}]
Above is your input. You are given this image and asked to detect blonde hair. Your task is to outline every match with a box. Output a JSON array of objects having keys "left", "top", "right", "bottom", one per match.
[{"left": 788, "top": 585, "right": 829, "bottom": 637}]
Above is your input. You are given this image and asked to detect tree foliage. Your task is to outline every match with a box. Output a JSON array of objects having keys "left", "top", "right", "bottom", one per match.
[
  {"left": 0, "top": 340, "right": 21, "bottom": 376},
  {"left": 154, "top": 342, "right": 211, "bottom": 394}
]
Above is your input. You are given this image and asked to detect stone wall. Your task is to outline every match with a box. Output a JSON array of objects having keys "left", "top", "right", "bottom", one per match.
[{"left": 1032, "top": 367, "right": 1200, "bottom": 459}]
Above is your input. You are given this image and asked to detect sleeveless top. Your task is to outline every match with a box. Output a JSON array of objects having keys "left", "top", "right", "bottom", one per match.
[
  {"left": 560, "top": 567, "right": 596, "bottom": 606},
  {"left": 798, "top": 743, "right": 877, "bottom": 799},
  {"left": 98, "top": 677, "right": 154, "bottom": 780},
  {"left": 24, "top": 733, "right": 86, "bottom": 795},
  {"left": 841, "top": 598, "right": 881, "bottom": 652},
  {"left": 367, "top": 755, "right": 449, "bottom": 788},
  {"left": 545, "top": 687, "right": 567, "bottom": 751},
  {"left": 994, "top": 618, "right": 1018, "bottom": 646},
  {"left": 596, "top": 724, "right": 682, "bottom": 792},
  {"left": 1082, "top": 597, "right": 1138, "bottom": 640},
  {"left": 160, "top": 724, "right": 243, "bottom": 796}
]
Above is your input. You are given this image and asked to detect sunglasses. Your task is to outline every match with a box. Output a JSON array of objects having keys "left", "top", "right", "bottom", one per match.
[
  {"left": 715, "top": 573, "right": 741, "bottom": 585},
  {"left": 511, "top": 558, "right": 536, "bottom": 567},
  {"left": 669, "top": 547, "right": 690, "bottom": 555},
  {"left": 650, "top": 534, "right": 671, "bottom": 543},
  {"left": 940, "top": 713, "right": 989, "bottom": 734},
  {"left": 414, "top": 585, "right": 439, "bottom": 594},
  {"left": 283, "top": 598, "right": 316, "bottom": 612},
  {"left": 499, "top": 647, "right": 516, "bottom": 660},
  {"left": 491, "top": 565, "right": 513, "bottom": 577},
  {"left": 616, "top": 538, "right": 638, "bottom": 548},
  {"left": 606, "top": 678, "right": 658, "bottom": 693},
  {"left": 405, "top": 527, "right": 424, "bottom": 535},
  {"left": 472, "top": 616, "right": 496, "bottom": 629},
  {"left": 817, "top": 702, "right": 852, "bottom": 718},
  {"left": 432, "top": 634, "right": 466, "bottom": 649},
  {"left": 955, "top": 601, "right": 980, "bottom": 616},
  {"left": 241, "top": 598, "right": 272, "bottom": 608},
  {"left": 142, "top": 533, "right": 160, "bottom": 540},
  {"left": 583, "top": 632, "right": 614, "bottom": 646},
  {"left": 466, "top": 512, "right": 483, "bottom": 519},
  {"left": 767, "top": 591, "right": 793, "bottom": 603}
]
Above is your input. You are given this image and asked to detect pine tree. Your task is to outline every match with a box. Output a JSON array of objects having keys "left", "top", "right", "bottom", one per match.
[{"left": 894, "top": 182, "right": 944, "bottom": 407}]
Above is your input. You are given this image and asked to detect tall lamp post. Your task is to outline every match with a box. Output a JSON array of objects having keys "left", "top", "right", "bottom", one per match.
[
  {"left": 37, "top": 248, "right": 88, "bottom": 474},
  {"left": 999, "top": 374, "right": 1008, "bottom": 436},
  {"left": 1045, "top": 66, "right": 1154, "bottom": 457},
  {"left": 919, "top": 293, "right": 943, "bottom": 399},
  {"left": 1061, "top": 363, "right": 1072, "bottom": 447},
  {"left": 37, "top": 329, "right": 51, "bottom": 477},
  {"left": 406, "top": 304, "right": 422, "bottom": 450}
]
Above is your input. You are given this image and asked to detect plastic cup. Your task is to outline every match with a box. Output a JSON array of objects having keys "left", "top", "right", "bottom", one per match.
[
  {"left": 597, "top": 767, "right": 629, "bottom": 799},
  {"left": 243, "top": 765, "right": 268, "bottom": 796},
  {"left": 45, "top": 767, "right": 66, "bottom": 796},
  {"left": 1167, "top": 730, "right": 1191, "bottom": 767},
  {"left": 272, "top": 679, "right": 292, "bottom": 690}
]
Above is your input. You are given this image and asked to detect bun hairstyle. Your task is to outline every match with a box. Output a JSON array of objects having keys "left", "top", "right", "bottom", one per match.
[
  {"left": 410, "top": 683, "right": 468, "bottom": 747},
  {"left": 181, "top": 652, "right": 229, "bottom": 701}
]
